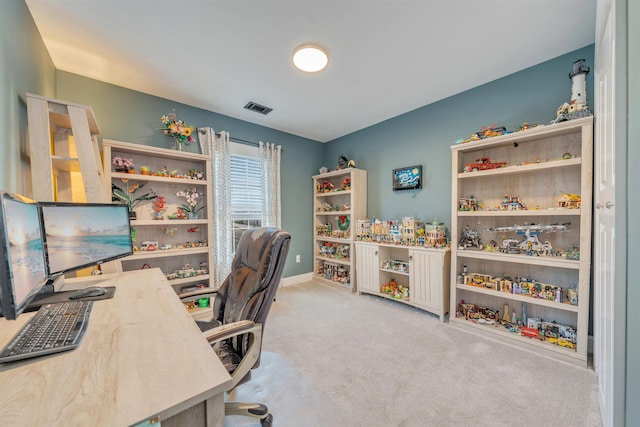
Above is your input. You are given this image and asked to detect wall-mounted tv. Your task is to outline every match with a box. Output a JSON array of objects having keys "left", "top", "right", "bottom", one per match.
[{"left": 392, "top": 165, "right": 422, "bottom": 191}]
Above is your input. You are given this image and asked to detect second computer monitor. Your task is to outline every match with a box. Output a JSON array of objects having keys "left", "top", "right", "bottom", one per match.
[
  {"left": 0, "top": 191, "right": 49, "bottom": 320},
  {"left": 40, "top": 202, "right": 134, "bottom": 276}
]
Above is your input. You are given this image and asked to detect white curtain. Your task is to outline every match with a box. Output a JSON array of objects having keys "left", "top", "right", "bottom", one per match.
[
  {"left": 198, "top": 128, "right": 233, "bottom": 287},
  {"left": 259, "top": 141, "right": 282, "bottom": 228}
]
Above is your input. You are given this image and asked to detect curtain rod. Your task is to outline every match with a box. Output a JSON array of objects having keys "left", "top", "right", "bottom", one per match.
[{"left": 196, "top": 127, "right": 283, "bottom": 151}]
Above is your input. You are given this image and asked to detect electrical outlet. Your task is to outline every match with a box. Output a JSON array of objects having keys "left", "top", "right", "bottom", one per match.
[{"left": 295, "top": 255, "right": 301, "bottom": 263}]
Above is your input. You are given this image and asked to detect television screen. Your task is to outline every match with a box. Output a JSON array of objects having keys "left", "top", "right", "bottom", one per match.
[
  {"left": 40, "top": 203, "right": 133, "bottom": 275},
  {"left": 0, "top": 192, "right": 49, "bottom": 320}
]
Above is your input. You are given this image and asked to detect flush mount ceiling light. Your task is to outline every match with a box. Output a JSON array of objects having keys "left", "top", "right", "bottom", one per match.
[{"left": 292, "top": 44, "right": 329, "bottom": 73}]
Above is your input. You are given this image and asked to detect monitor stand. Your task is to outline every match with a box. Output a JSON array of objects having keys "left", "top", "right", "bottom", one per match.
[{"left": 25, "top": 274, "right": 116, "bottom": 312}]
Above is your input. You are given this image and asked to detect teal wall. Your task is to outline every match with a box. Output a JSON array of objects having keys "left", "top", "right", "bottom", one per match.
[
  {"left": 0, "top": 0, "right": 56, "bottom": 193},
  {"left": 56, "top": 72, "right": 324, "bottom": 278},
  {"left": 627, "top": 0, "right": 638, "bottom": 423},
  {"left": 324, "top": 46, "right": 595, "bottom": 230}
]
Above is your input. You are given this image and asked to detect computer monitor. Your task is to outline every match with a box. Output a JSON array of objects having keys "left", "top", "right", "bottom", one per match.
[
  {"left": 0, "top": 192, "right": 49, "bottom": 320},
  {"left": 40, "top": 202, "right": 133, "bottom": 276}
]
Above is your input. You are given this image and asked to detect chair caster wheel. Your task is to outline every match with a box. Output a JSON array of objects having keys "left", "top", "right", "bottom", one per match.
[{"left": 261, "top": 413, "right": 273, "bottom": 427}]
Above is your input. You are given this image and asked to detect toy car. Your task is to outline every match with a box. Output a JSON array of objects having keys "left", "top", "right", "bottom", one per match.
[{"left": 464, "top": 157, "right": 507, "bottom": 172}]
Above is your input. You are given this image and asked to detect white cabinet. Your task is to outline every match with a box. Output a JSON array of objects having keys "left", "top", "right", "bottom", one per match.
[
  {"left": 355, "top": 242, "right": 450, "bottom": 321},
  {"left": 449, "top": 117, "right": 593, "bottom": 366},
  {"left": 313, "top": 168, "right": 367, "bottom": 291},
  {"left": 103, "top": 139, "right": 213, "bottom": 293}
]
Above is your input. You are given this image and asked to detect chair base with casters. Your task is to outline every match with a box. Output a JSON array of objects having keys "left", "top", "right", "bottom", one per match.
[{"left": 179, "top": 227, "right": 291, "bottom": 427}]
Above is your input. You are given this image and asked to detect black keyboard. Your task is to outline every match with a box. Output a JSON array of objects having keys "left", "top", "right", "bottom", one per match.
[{"left": 0, "top": 300, "right": 94, "bottom": 363}]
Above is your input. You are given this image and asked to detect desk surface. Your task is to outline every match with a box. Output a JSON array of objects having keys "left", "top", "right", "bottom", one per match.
[{"left": 0, "top": 268, "right": 232, "bottom": 426}]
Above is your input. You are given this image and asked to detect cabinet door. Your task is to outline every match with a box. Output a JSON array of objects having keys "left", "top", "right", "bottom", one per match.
[
  {"left": 410, "top": 250, "right": 442, "bottom": 312},
  {"left": 355, "top": 243, "right": 379, "bottom": 293}
]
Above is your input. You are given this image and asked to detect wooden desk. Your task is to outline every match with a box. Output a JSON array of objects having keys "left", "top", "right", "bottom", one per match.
[{"left": 0, "top": 269, "right": 232, "bottom": 426}]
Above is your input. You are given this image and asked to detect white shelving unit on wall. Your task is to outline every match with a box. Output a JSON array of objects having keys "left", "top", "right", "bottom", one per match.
[
  {"left": 449, "top": 117, "right": 593, "bottom": 367},
  {"left": 312, "top": 168, "right": 367, "bottom": 292},
  {"left": 103, "top": 139, "right": 213, "bottom": 293}
]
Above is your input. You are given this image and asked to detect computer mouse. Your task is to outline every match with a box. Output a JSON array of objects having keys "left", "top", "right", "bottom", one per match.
[{"left": 69, "top": 286, "right": 107, "bottom": 300}]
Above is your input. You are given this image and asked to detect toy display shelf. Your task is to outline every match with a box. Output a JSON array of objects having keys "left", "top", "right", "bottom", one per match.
[
  {"left": 103, "top": 139, "right": 214, "bottom": 291},
  {"left": 312, "top": 168, "right": 367, "bottom": 292},
  {"left": 449, "top": 117, "right": 593, "bottom": 367}
]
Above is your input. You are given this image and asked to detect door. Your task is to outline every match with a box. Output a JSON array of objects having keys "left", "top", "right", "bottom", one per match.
[
  {"left": 409, "top": 249, "right": 442, "bottom": 315},
  {"left": 355, "top": 243, "right": 379, "bottom": 293},
  {"left": 593, "top": 1, "right": 618, "bottom": 425}
]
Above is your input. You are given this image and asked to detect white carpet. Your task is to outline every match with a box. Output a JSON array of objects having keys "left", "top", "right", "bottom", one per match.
[{"left": 226, "top": 281, "right": 602, "bottom": 427}]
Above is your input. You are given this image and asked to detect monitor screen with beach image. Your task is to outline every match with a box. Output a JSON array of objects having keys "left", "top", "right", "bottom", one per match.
[
  {"left": 40, "top": 203, "right": 133, "bottom": 275},
  {"left": 0, "top": 192, "right": 48, "bottom": 320}
]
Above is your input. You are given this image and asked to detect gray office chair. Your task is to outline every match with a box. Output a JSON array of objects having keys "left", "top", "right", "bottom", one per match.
[{"left": 179, "top": 227, "right": 291, "bottom": 427}]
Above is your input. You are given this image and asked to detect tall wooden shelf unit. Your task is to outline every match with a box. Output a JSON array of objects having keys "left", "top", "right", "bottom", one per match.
[
  {"left": 312, "top": 168, "right": 367, "bottom": 292},
  {"left": 449, "top": 117, "right": 593, "bottom": 366},
  {"left": 103, "top": 140, "right": 213, "bottom": 292}
]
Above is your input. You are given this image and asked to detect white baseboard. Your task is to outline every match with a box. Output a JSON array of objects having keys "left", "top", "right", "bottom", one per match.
[{"left": 280, "top": 272, "right": 313, "bottom": 287}]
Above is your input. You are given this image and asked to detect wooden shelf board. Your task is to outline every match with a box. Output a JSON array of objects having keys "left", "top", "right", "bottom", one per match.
[
  {"left": 457, "top": 209, "right": 581, "bottom": 217},
  {"left": 315, "top": 210, "right": 352, "bottom": 215},
  {"left": 456, "top": 284, "right": 579, "bottom": 312},
  {"left": 312, "top": 274, "right": 352, "bottom": 290},
  {"left": 315, "top": 190, "right": 352, "bottom": 197},
  {"left": 111, "top": 171, "right": 207, "bottom": 186},
  {"left": 314, "top": 255, "right": 351, "bottom": 266},
  {"left": 124, "top": 247, "right": 209, "bottom": 260},
  {"left": 450, "top": 117, "right": 593, "bottom": 153},
  {"left": 314, "top": 236, "right": 352, "bottom": 244},
  {"left": 457, "top": 157, "right": 581, "bottom": 178},
  {"left": 169, "top": 275, "right": 210, "bottom": 286},
  {"left": 449, "top": 316, "right": 586, "bottom": 365},
  {"left": 455, "top": 250, "right": 581, "bottom": 269},
  {"left": 131, "top": 219, "right": 208, "bottom": 226},
  {"left": 103, "top": 139, "right": 209, "bottom": 161},
  {"left": 380, "top": 268, "right": 409, "bottom": 276}
]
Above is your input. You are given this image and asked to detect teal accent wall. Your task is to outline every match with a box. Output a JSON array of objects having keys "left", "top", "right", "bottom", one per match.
[
  {"left": 627, "top": 0, "right": 639, "bottom": 424},
  {"left": 56, "top": 72, "right": 324, "bottom": 278},
  {"left": 324, "top": 46, "right": 595, "bottom": 232},
  {"left": 0, "top": 0, "right": 56, "bottom": 193}
]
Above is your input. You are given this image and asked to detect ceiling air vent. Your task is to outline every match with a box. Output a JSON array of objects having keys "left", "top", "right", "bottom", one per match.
[{"left": 244, "top": 101, "right": 273, "bottom": 115}]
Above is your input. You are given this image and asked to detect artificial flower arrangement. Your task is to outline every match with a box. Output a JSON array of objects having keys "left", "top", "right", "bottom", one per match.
[
  {"left": 176, "top": 187, "right": 205, "bottom": 215},
  {"left": 152, "top": 195, "right": 167, "bottom": 219},
  {"left": 111, "top": 179, "right": 157, "bottom": 218},
  {"left": 161, "top": 109, "right": 194, "bottom": 150},
  {"left": 112, "top": 156, "right": 134, "bottom": 172}
]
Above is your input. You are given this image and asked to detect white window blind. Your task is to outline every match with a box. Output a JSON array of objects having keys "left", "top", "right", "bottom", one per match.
[{"left": 230, "top": 150, "right": 262, "bottom": 251}]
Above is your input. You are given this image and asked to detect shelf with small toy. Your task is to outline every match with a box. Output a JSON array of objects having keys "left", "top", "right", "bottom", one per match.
[
  {"left": 450, "top": 116, "right": 592, "bottom": 366},
  {"left": 103, "top": 139, "right": 213, "bottom": 290},
  {"left": 312, "top": 167, "right": 367, "bottom": 291},
  {"left": 355, "top": 240, "right": 451, "bottom": 321}
]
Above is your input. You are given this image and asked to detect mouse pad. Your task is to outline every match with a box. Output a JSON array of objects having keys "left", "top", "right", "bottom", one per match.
[{"left": 25, "top": 287, "right": 116, "bottom": 312}]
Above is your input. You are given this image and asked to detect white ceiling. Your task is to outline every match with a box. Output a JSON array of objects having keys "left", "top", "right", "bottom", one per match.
[{"left": 25, "top": 0, "right": 596, "bottom": 143}]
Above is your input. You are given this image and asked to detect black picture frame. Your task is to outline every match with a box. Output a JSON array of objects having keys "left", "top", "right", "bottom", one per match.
[{"left": 392, "top": 165, "right": 422, "bottom": 191}]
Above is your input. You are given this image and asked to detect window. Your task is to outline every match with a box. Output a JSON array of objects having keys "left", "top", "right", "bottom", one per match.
[{"left": 230, "top": 144, "right": 262, "bottom": 252}]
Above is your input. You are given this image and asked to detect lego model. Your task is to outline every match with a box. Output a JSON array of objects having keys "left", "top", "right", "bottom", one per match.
[
  {"left": 486, "top": 223, "right": 569, "bottom": 256},
  {"left": 464, "top": 157, "right": 507, "bottom": 173},
  {"left": 557, "top": 193, "right": 581, "bottom": 209},
  {"left": 458, "top": 225, "right": 483, "bottom": 250},
  {"left": 551, "top": 59, "right": 593, "bottom": 123},
  {"left": 499, "top": 195, "right": 526, "bottom": 211},
  {"left": 458, "top": 194, "right": 483, "bottom": 211},
  {"left": 424, "top": 220, "right": 447, "bottom": 248}
]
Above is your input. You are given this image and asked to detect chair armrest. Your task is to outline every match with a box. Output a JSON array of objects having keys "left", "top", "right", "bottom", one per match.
[
  {"left": 178, "top": 287, "right": 218, "bottom": 303},
  {"left": 202, "top": 319, "right": 259, "bottom": 344},
  {"left": 202, "top": 320, "right": 263, "bottom": 389}
]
